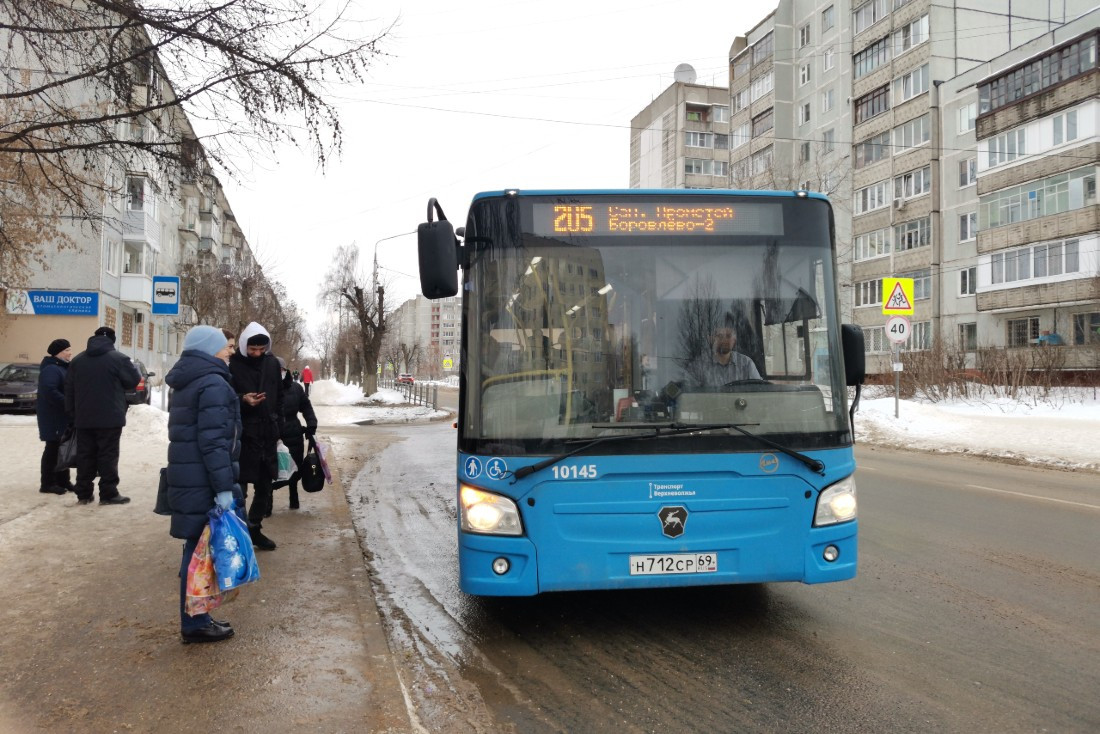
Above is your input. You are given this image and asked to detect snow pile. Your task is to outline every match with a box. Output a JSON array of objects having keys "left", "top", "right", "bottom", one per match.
[
  {"left": 124, "top": 403, "right": 169, "bottom": 443},
  {"left": 309, "top": 378, "right": 365, "bottom": 405},
  {"left": 368, "top": 388, "right": 407, "bottom": 406}
]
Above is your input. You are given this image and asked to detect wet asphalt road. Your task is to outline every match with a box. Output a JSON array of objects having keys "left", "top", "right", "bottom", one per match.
[{"left": 348, "top": 422, "right": 1100, "bottom": 733}]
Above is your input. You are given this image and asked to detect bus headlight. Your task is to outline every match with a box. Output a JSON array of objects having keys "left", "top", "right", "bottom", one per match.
[
  {"left": 814, "top": 476, "right": 857, "bottom": 526},
  {"left": 460, "top": 485, "right": 522, "bottom": 535}
]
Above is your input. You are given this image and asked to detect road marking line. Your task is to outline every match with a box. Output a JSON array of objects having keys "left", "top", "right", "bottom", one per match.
[{"left": 965, "top": 484, "right": 1100, "bottom": 511}]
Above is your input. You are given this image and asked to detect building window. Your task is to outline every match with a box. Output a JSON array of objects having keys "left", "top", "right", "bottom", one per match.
[
  {"left": 905, "top": 321, "right": 932, "bottom": 351},
  {"left": 733, "top": 52, "right": 750, "bottom": 79},
  {"left": 752, "top": 108, "right": 774, "bottom": 137},
  {"left": 686, "top": 110, "right": 703, "bottom": 122},
  {"left": 853, "top": 0, "right": 889, "bottom": 35},
  {"left": 752, "top": 32, "right": 774, "bottom": 65},
  {"left": 893, "top": 15, "right": 929, "bottom": 55},
  {"left": 958, "top": 323, "right": 977, "bottom": 350},
  {"left": 895, "top": 217, "right": 931, "bottom": 251},
  {"left": 863, "top": 326, "right": 888, "bottom": 353},
  {"left": 800, "top": 63, "right": 812, "bottom": 86},
  {"left": 898, "top": 268, "right": 932, "bottom": 300},
  {"left": 800, "top": 142, "right": 811, "bottom": 163},
  {"left": 855, "top": 130, "right": 891, "bottom": 169},
  {"left": 986, "top": 129, "right": 1026, "bottom": 167},
  {"left": 855, "top": 85, "right": 890, "bottom": 123},
  {"left": 854, "top": 180, "right": 890, "bottom": 214},
  {"left": 822, "top": 5, "right": 835, "bottom": 31},
  {"left": 822, "top": 88, "right": 835, "bottom": 112},
  {"left": 1007, "top": 317, "right": 1040, "bottom": 347},
  {"left": 799, "top": 24, "right": 811, "bottom": 48},
  {"left": 893, "top": 114, "right": 931, "bottom": 152},
  {"left": 104, "top": 240, "right": 120, "bottom": 275},
  {"left": 1052, "top": 109, "right": 1078, "bottom": 145},
  {"left": 714, "top": 133, "right": 729, "bottom": 150},
  {"left": 856, "top": 278, "right": 883, "bottom": 307},
  {"left": 1073, "top": 312, "right": 1100, "bottom": 345},
  {"left": 853, "top": 37, "right": 890, "bottom": 79},
  {"left": 854, "top": 227, "right": 891, "bottom": 260},
  {"left": 960, "top": 268, "right": 977, "bottom": 296},
  {"left": 824, "top": 47, "right": 835, "bottom": 71},
  {"left": 685, "top": 131, "right": 712, "bottom": 148},
  {"left": 895, "top": 166, "right": 932, "bottom": 200},
  {"left": 731, "top": 123, "right": 751, "bottom": 149},
  {"left": 988, "top": 238, "right": 1081, "bottom": 285},
  {"left": 979, "top": 34, "right": 1098, "bottom": 113},
  {"left": 713, "top": 105, "right": 730, "bottom": 123},
  {"left": 959, "top": 212, "right": 978, "bottom": 242},
  {"left": 126, "top": 176, "right": 146, "bottom": 211},
  {"left": 750, "top": 72, "right": 774, "bottom": 102},
  {"left": 958, "top": 102, "right": 977, "bottom": 133},
  {"left": 980, "top": 167, "right": 1097, "bottom": 229},
  {"left": 823, "top": 128, "right": 835, "bottom": 153},
  {"left": 959, "top": 157, "right": 977, "bottom": 187},
  {"left": 751, "top": 146, "right": 774, "bottom": 175},
  {"left": 799, "top": 102, "right": 811, "bottom": 125},
  {"left": 732, "top": 89, "right": 748, "bottom": 112},
  {"left": 894, "top": 64, "right": 930, "bottom": 103}
]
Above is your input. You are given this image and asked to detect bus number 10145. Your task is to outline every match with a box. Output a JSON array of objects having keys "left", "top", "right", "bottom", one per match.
[{"left": 551, "top": 464, "right": 598, "bottom": 479}]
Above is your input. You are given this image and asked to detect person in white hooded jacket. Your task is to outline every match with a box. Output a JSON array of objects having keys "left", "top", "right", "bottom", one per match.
[{"left": 227, "top": 322, "right": 284, "bottom": 551}]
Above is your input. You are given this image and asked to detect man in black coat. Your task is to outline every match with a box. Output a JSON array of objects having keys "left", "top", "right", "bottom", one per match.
[
  {"left": 228, "top": 322, "right": 284, "bottom": 550},
  {"left": 276, "top": 356, "right": 318, "bottom": 511},
  {"left": 64, "top": 326, "right": 140, "bottom": 505}
]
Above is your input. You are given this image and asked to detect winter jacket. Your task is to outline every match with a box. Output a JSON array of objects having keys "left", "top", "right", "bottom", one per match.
[
  {"left": 36, "top": 355, "right": 69, "bottom": 442},
  {"left": 64, "top": 335, "right": 140, "bottom": 429},
  {"left": 300, "top": 366, "right": 313, "bottom": 384},
  {"left": 228, "top": 322, "right": 285, "bottom": 483},
  {"left": 165, "top": 349, "right": 242, "bottom": 540},
  {"left": 279, "top": 373, "right": 318, "bottom": 442}
]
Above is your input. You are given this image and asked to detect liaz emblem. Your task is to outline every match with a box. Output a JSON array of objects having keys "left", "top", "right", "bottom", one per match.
[{"left": 658, "top": 506, "right": 688, "bottom": 538}]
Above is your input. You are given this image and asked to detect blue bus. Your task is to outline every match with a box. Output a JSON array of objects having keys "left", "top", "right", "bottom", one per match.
[{"left": 417, "top": 189, "right": 865, "bottom": 596}]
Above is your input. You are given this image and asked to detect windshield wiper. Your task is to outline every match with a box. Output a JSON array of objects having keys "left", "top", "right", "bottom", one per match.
[{"left": 511, "top": 422, "right": 824, "bottom": 482}]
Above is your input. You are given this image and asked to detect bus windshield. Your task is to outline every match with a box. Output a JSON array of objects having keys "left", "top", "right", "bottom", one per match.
[{"left": 461, "top": 193, "right": 851, "bottom": 455}]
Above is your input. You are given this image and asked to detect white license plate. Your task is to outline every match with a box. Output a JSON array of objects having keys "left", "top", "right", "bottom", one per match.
[
  {"left": 0, "top": 398, "right": 13, "bottom": 404},
  {"left": 629, "top": 552, "right": 718, "bottom": 576}
]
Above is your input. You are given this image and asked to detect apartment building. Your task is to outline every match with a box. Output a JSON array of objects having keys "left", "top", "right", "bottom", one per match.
[
  {"left": 389, "top": 294, "right": 462, "bottom": 376},
  {"left": 629, "top": 77, "right": 731, "bottom": 189},
  {"left": 1, "top": 29, "right": 257, "bottom": 372},
  {"left": 939, "top": 13, "right": 1099, "bottom": 366}
]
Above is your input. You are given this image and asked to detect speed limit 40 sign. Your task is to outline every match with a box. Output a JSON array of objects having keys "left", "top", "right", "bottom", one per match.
[{"left": 885, "top": 315, "right": 911, "bottom": 344}]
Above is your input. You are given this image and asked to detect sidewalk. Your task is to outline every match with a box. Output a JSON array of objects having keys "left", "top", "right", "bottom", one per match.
[{"left": 0, "top": 421, "right": 413, "bottom": 734}]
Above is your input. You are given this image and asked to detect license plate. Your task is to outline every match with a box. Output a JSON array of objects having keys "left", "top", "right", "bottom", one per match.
[
  {"left": 629, "top": 552, "right": 718, "bottom": 576},
  {"left": 0, "top": 398, "right": 13, "bottom": 404}
]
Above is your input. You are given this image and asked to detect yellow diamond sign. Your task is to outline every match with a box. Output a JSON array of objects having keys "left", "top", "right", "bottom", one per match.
[{"left": 882, "top": 277, "right": 915, "bottom": 316}]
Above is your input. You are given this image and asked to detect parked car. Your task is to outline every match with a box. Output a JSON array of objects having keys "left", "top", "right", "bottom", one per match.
[
  {"left": 397, "top": 373, "right": 415, "bottom": 385},
  {"left": 125, "top": 359, "right": 155, "bottom": 405},
  {"left": 0, "top": 362, "right": 41, "bottom": 413}
]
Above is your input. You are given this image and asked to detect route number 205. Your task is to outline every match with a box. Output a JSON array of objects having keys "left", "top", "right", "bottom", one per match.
[{"left": 551, "top": 464, "right": 598, "bottom": 479}]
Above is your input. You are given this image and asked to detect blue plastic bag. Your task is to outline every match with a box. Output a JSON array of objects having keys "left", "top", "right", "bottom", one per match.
[{"left": 207, "top": 506, "right": 261, "bottom": 591}]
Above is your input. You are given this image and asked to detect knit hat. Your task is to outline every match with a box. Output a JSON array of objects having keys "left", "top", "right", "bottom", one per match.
[
  {"left": 47, "top": 338, "right": 71, "bottom": 356},
  {"left": 183, "top": 325, "right": 228, "bottom": 357},
  {"left": 246, "top": 333, "right": 270, "bottom": 347},
  {"left": 94, "top": 326, "right": 116, "bottom": 343}
]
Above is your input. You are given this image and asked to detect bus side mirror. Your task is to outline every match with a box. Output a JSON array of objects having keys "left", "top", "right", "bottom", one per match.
[
  {"left": 841, "top": 324, "right": 866, "bottom": 386},
  {"left": 418, "top": 198, "right": 459, "bottom": 299}
]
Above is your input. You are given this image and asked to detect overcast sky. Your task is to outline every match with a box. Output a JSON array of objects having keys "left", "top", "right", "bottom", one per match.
[{"left": 218, "top": 0, "right": 775, "bottom": 334}]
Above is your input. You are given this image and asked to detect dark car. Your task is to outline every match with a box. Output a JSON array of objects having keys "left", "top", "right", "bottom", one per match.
[
  {"left": 0, "top": 362, "right": 41, "bottom": 412},
  {"left": 125, "top": 359, "right": 155, "bottom": 405}
]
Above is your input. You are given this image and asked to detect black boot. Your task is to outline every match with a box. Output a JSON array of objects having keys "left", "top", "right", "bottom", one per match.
[
  {"left": 249, "top": 526, "right": 276, "bottom": 551},
  {"left": 289, "top": 483, "right": 300, "bottom": 510}
]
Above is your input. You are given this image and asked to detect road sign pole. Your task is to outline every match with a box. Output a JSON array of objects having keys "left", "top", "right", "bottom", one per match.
[{"left": 894, "top": 343, "right": 900, "bottom": 419}]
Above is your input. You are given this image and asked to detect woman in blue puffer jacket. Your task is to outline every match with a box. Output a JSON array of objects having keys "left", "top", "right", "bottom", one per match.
[{"left": 165, "top": 325, "right": 242, "bottom": 644}]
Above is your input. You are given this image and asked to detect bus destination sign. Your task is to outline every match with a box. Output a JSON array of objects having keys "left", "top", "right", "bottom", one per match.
[{"left": 531, "top": 200, "right": 784, "bottom": 237}]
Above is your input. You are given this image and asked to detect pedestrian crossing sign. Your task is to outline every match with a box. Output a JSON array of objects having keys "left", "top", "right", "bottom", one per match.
[{"left": 882, "top": 277, "right": 915, "bottom": 315}]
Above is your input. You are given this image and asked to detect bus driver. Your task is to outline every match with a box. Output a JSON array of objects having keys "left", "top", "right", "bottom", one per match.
[{"left": 685, "top": 314, "right": 761, "bottom": 386}]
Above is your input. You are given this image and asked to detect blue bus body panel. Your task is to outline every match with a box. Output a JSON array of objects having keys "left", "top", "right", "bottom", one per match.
[
  {"left": 471, "top": 188, "right": 830, "bottom": 202},
  {"left": 457, "top": 449, "right": 856, "bottom": 596}
]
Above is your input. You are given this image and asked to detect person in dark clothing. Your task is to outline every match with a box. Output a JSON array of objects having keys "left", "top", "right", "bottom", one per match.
[
  {"left": 228, "top": 322, "right": 284, "bottom": 550},
  {"left": 165, "top": 325, "right": 242, "bottom": 644},
  {"left": 37, "top": 338, "right": 73, "bottom": 495},
  {"left": 64, "top": 326, "right": 140, "bottom": 505},
  {"left": 276, "top": 356, "right": 317, "bottom": 511}
]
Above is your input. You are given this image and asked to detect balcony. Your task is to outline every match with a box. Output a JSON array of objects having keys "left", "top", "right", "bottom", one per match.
[
  {"left": 123, "top": 209, "right": 161, "bottom": 249},
  {"left": 120, "top": 273, "right": 152, "bottom": 307}
]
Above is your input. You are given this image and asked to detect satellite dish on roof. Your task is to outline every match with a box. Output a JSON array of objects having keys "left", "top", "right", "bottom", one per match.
[{"left": 674, "top": 63, "right": 697, "bottom": 84}]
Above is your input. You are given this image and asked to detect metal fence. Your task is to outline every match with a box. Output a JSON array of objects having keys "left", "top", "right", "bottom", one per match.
[{"left": 379, "top": 378, "right": 438, "bottom": 409}]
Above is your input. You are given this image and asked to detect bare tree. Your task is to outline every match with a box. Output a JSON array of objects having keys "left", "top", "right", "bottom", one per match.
[
  {"left": 400, "top": 341, "right": 424, "bottom": 377},
  {"left": 0, "top": 0, "right": 390, "bottom": 298},
  {"left": 318, "top": 243, "right": 388, "bottom": 394}
]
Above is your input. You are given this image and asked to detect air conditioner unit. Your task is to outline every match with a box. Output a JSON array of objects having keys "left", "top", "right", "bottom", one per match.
[{"left": 894, "top": 197, "right": 905, "bottom": 210}]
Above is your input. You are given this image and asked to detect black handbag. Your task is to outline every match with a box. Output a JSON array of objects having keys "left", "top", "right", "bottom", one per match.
[
  {"left": 300, "top": 436, "right": 325, "bottom": 493},
  {"left": 55, "top": 428, "right": 78, "bottom": 471},
  {"left": 154, "top": 467, "right": 171, "bottom": 515}
]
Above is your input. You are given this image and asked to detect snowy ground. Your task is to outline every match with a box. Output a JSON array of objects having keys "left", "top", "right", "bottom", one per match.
[{"left": 2, "top": 380, "right": 1096, "bottom": 472}]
